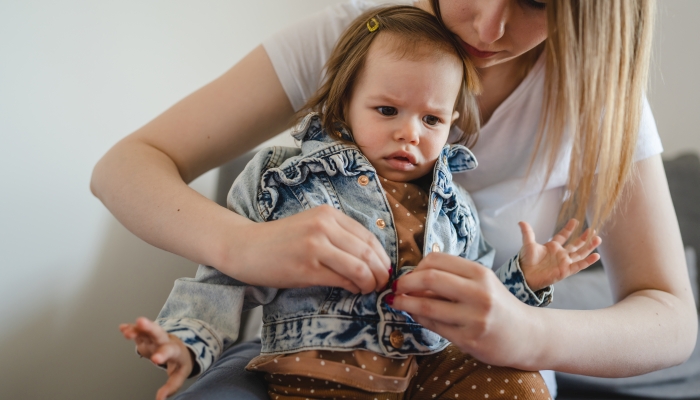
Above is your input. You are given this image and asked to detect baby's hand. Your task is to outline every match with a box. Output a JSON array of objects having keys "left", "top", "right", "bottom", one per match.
[
  {"left": 518, "top": 219, "right": 602, "bottom": 291},
  {"left": 119, "top": 317, "right": 194, "bottom": 400}
]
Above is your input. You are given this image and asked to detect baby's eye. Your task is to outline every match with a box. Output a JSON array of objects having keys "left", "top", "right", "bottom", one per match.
[
  {"left": 423, "top": 115, "right": 440, "bottom": 126},
  {"left": 377, "top": 106, "right": 397, "bottom": 116}
]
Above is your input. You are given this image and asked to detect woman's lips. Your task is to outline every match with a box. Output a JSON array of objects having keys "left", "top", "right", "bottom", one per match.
[{"left": 461, "top": 41, "right": 498, "bottom": 59}]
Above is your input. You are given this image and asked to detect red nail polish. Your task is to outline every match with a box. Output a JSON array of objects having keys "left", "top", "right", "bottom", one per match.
[
  {"left": 385, "top": 294, "right": 395, "bottom": 305},
  {"left": 388, "top": 267, "right": 393, "bottom": 276},
  {"left": 391, "top": 281, "right": 398, "bottom": 292}
]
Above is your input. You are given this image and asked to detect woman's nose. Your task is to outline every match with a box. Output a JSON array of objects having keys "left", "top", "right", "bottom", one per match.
[{"left": 473, "top": 0, "right": 508, "bottom": 44}]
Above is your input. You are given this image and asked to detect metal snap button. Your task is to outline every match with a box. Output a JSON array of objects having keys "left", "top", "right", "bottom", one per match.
[
  {"left": 432, "top": 243, "right": 440, "bottom": 253},
  {"left": 376, "top": 218, "right": 386, "bottom": 229},
  {"left": 358, "top": 175, "right": 369, "bottom": 186},
  {"left": 389, "top": 330, "right": 404, "bottom": 349},
  {"left": 443, "top": 155, "right": 448, "bottom": 164}
]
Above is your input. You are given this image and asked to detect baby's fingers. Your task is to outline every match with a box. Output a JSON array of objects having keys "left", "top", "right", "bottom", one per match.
[
  {"left": 552, "top": 219, "right": 578, "bottom": 245},
  {"left": 518, "top": 221, "right": 537, "bottom": 245},
  {"left": 570, "top": 252, "right": 601, "bottom": 274},
  {"left": 571, "top": 234, "right": 602, "bottom": 261},
  {"left": 155, "top": 366, "right": 189, "bottom": 400},
  {"left": 135, "top": 317, "right": 170, "bottom": 344},
  {"left": 150, "top": 342, "right": 181, "bottom": 365},
  {"left": 119, "top": 323, "right": 139, "bottom": 340}
]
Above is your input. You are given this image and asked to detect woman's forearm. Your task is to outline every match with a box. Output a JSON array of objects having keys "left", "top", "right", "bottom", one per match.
[
  {"left": 523, "top": 289, "right": 697, "bottom": 376},
  {"left": 91, "top": 137, "right": 252, "bottom": 271}
]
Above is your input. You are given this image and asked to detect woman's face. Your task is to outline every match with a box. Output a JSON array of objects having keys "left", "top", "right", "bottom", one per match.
[{"left": 429, "top": 0, "right": 548, "bottom": 69}]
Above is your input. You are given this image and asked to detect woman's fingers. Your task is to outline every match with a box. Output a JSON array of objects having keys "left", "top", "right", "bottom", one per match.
[
  {"left": 392, "top": 292, "right": 481, "bottom": 326},
  {"left": 306, "top": 264, "right": 361, "bottom": 294},
  {"left": 245, "top": 204, "right": 390, "bottom": 292},
  {"left": 409, "top": 252, "right": 491, "bottom": 286},
  {"left": 325, "top": 214, "right": 391, "bottom": 292},
  {"left": 315, "top": 241, "right": 381, "bottom": 294},
  {"left": 332, "top": 209, "right": 392, "bottom": 267},
  {"left": 393, "top": 267, "right": 484, "bottom": 303}
]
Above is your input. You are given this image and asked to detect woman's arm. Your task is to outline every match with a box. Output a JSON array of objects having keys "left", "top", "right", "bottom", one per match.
[
  {"left": 91, "top": 46, "right": 390, "bottom": 293},
  {"left": 392, "top": 155, "right": 697, "bottom": 376},
  {"left": 538, "top": 154, "right": 697, "bottom": 375}
]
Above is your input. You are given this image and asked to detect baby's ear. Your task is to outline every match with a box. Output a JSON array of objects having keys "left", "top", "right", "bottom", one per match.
[{"left": 451, "top": 110, "right": 460, "bottom": 124}]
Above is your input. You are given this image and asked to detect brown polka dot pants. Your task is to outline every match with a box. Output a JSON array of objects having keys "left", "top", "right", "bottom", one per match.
[{"left": 264, "top": 344, "right": 551, "bottom": 400}]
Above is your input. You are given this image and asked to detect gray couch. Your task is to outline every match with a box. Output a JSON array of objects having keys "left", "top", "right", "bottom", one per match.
[{"left": 216, "top": 152, "right": 700, "bottom": 400}]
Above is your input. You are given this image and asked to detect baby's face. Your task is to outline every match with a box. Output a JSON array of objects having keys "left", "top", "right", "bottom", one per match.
[{"left": 346, "top": 35, "right": 463, "bottom": 182}]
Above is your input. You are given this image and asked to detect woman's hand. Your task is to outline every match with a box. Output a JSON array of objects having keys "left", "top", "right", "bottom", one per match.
[
  {"left": 120, "top": 317, "right": 193, "bottom": 400},
  {"left": 228, "top": 205, "right": 391, "bottom": 294},
  {"left": 389, "top": 252, "right": 539, "bottom": 367}
]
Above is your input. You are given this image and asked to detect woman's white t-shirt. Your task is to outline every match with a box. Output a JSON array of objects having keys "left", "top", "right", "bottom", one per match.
[{"left": 262, "top": 0, "right": 664, "bottom": 394}]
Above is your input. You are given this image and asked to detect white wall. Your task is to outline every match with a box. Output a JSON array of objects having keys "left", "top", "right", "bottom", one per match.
[
  {"left": 649, "top": 1, "right": 700, "bottom": 158},
  {"left": 0, "top": 1, "right": 342, "bottom": 399},
  {"left": 0, "top": 1, "right": 697, "bottom": 399}
]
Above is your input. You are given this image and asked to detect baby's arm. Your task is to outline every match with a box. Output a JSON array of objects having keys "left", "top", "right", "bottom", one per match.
[
  {"left": 120, "top": 317, "right": 193, "bottom": 400},
  {"left": 517, "top": 219, "right": 602, "bottom": 291}
]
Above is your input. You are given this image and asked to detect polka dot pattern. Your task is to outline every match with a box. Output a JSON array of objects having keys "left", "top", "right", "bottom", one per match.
[{"left": 263, "top": 344, "right": 551, "bottom": 400}]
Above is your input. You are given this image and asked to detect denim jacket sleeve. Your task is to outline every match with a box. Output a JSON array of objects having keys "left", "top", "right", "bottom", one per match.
[
  {"left": 496, "top": 255, "right": 553, "bottom": 307},
  {"left": 456, "top": 186, "right": 552, "bottom": 307},
  {"left": 154, "top": 148, "right": 287, "bottom": 376}
]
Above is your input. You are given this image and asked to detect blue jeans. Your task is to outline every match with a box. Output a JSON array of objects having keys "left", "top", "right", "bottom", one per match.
[{"left": 173, "top": 339, "right": 267, "bottom": 400}]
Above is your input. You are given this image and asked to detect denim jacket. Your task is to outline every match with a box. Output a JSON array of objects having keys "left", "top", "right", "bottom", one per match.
[{"left": 156, "top": 113, "right": 552, "bottom": 376}]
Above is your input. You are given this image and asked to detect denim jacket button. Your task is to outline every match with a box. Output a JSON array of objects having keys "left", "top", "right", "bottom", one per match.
[
  {"left": 432, "top": 197, "right": 438, "bottom": 211},
  {"left": 376, "top": 218, "right": 386, "bottom": 229},
  {"left": 357, "top": 175, "right": 370, "bottom": 186},
  {"left": 431, "top": 243, "right": 441, "bottom": 253},
  {"left": 442, "top": 155, "right": 448, "bottom": 164},
  {"left": 389, "top": 330, "right": 404, "bottom": 349}
]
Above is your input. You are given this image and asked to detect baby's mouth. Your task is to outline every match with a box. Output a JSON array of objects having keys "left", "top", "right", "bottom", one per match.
[{"left": 384, "top": 152, "right": 418, "bottom": 171}]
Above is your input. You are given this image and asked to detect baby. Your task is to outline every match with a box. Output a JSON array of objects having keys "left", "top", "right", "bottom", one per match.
[{"left": 121, "top": 6, "right": 600, "bottom": 400}]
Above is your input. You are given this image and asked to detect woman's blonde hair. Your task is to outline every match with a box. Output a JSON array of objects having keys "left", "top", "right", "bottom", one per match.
[
  {"left": 431, "top": 0, "right": 656, "bottom": 234},
  {"left": 296, "top": 5, "right": 481, "bottom": 147}
]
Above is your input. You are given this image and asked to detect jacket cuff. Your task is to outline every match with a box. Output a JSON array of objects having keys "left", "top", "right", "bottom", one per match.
[
  {"left": 156, "top": 317, "right": 224, "bottom": 378},
  {"left": 497, "top": 254, "right": 553, "bottom": 307}
]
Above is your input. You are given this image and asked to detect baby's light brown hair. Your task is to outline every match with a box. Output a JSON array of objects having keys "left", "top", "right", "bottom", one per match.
[{"left": 296, "top": 5, "right": 481, "bottom": 146}]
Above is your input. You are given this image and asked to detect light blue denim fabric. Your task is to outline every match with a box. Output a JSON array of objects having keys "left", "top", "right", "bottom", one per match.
[{"left": 156, "top": 113, "right": 552, "bottom": 377}]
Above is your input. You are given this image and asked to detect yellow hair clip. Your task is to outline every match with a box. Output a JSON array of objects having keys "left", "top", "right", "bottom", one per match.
[{"left": 367, "top": 17, "right": 379, "bottom": 32}]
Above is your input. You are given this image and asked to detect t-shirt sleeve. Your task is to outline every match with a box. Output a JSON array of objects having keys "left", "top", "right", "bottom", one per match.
[
  {"left": 262, "top": 1, "right": 372, "bottom": 112},
  {"left": 634, "top": 95, "right": 664, "bottom": 161}
]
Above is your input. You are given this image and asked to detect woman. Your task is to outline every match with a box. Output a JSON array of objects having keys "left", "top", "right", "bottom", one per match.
[{"left": 91, "top": 0, "right": 697, "bottom": 398}]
